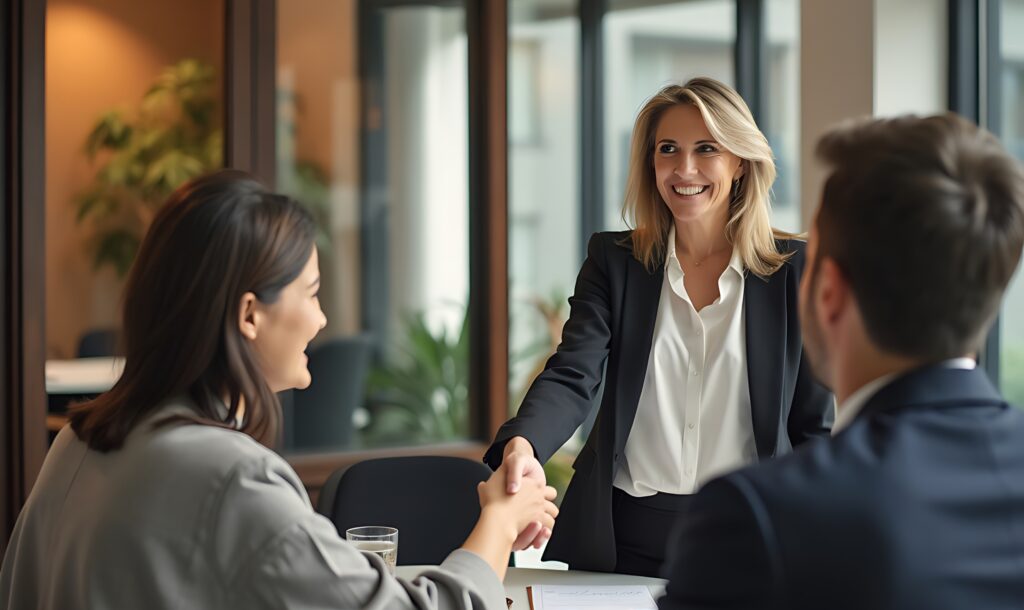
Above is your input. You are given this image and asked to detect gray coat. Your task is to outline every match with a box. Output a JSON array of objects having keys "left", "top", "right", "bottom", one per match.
[{"left": 0, "top": 401, "right": 504, "bottom": 609}]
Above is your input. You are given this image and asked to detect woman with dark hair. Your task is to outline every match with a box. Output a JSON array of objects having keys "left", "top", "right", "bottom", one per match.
[{"left": 0, "top": 170, "right": 557, "bottom": 610}]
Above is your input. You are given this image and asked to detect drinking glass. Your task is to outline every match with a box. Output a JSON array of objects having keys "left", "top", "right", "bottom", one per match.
[{"left": 346, "top": 526, "right": 399, "bottom": 574}]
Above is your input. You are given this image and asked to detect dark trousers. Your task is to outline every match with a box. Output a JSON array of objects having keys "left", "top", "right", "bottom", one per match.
[{"left": 612, "top": 487, "right": 696, "bottom": 578}]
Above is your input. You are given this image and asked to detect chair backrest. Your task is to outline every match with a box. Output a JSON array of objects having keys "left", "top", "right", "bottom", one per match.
[
  {"left": 288, "top": 335, "right": 372, "bottom": 450},
  {"left": 319, "top": 456, "right": 493, "bottom": 565}
]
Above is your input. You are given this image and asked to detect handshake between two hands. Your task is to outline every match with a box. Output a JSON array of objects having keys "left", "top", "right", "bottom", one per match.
[{"left": 478, "top": 436, "right": 558, "bottom": 552}]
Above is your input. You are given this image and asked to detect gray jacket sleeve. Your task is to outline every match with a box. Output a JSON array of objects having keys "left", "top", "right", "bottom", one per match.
[{"left": 215, "top": 454, "right": 506, "bottom": 610}]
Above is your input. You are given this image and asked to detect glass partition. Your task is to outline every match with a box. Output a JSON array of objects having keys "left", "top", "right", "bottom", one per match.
[
  {"left": 764, "top": 0, "right": 801, "bottom": 232},
  {"left": 507, "top": 0, "right": 581, "bottom": 415},
  {"left": 277, "top": 0, "right": 471, "bottom": 453},
  {"left": 998, "top": 0, "right": 1024, "bottom": 405}
]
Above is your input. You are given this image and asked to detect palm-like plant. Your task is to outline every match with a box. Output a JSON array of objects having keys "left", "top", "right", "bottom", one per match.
[
  {"left": 363, "top": 310, "right": 471, "bottom": 444},
  {"left": 75, "top": 59, "right": 222, "bottom": 276}
]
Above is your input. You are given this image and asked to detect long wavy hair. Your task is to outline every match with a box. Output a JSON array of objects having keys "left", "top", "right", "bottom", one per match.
[
  {"left": 70, "top": 170, "right": 317, "bottom": 452},
  {"left": 622, "top": 77, "right": 796, "bottom": 276}
]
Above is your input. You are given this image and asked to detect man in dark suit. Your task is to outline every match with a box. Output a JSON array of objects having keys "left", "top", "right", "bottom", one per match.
[{"left": 658, "top": 113, "right": 1024, "bottom": 610}]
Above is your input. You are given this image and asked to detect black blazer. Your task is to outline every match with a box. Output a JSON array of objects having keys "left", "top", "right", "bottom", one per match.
[
  {"left": 659, "top": 365, "right": 1024, "bottom": 610},
  {"left": 484, "top": 231, "right": 833, "bottom": 571}
]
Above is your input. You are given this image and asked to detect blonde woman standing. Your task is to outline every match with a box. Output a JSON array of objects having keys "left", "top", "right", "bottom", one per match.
[{"left": 485, "top": 77, "right": 833, "bottom": 577}]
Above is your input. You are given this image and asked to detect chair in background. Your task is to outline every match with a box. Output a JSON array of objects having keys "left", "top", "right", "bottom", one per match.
[
  {"left": 76, "top": 328, "right": 119, "bottom": 358},
  {"left": 286, "top": 335, "right": 372, "bottom": 451},
  {"left": 317, "top": 456, "right": 498, "bottom": 566}
]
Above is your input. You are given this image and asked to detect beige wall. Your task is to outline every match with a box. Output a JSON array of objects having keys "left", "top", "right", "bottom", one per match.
[
  {"left": 799, "top": 0, "right": 950, "bottom": 225},
  {"left": 46, "top": 0, "right": 223, "bottom": 358},
  {"left": 799, "top": 0, "right": 875, "bottom": 225}
]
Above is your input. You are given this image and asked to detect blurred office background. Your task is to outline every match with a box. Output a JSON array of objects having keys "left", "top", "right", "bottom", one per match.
[{"left": 2, "top": 0, "right": 1022, "bottom": 527}]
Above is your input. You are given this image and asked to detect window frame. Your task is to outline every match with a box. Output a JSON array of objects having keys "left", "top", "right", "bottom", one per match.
[
  {"left": 948, "top": 0, "right": 1002, "bottom": 386},
  {"left": 1, "top": 0, "right": 47, "bottom": 554}
]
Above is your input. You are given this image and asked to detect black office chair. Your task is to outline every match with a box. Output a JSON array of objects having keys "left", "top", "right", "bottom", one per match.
[
  {"left": 317, "top": 456, "right": 505, "bottom": 566},
  {"left": 286, "top": 335, "right": 372, "bottom": 451},
  {"left": 76, "top": 328, "right": 119, "bottom": 358}
]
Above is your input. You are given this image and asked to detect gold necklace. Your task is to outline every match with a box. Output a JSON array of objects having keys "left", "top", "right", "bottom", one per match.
[{"left": 689, "top": 247, "right": 730, "bottom": 267}]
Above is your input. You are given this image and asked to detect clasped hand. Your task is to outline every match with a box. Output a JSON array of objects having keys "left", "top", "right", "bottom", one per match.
[{"left": 498, "top": 436, "right": 554, "bottom": 551}]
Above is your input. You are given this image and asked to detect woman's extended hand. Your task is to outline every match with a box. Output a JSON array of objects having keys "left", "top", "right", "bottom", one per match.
[
  {"left": 501, "top": 436, "right": 553, "bottom": 550},
  {"left": 502, "top": 436, "right": 546, "bottom": 493}
]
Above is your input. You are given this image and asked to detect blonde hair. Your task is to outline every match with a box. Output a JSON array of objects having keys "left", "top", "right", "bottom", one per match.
[{"left": 621, "top": 77, "right": 797, "bottom": 276}]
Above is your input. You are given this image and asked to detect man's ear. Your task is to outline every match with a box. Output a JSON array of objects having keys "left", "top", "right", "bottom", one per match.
[
  {"left": 238, "top": 292, "right": 260, "bottom": 341},
  {"left": 816, "top": 257, "right": 850, "bottom": 325}
]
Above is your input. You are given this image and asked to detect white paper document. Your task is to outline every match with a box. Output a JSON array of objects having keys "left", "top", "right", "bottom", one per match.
[{"left": 527, "top": 585, "right": 657, "bottom": 609}]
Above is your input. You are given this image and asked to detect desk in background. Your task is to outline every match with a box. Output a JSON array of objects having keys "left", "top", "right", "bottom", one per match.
[
  {"left": 397, "top": 566, "right": 666, "bottom": 608},
  {"left": 45, "top": 357, "right": 123, "bottom": 432}
]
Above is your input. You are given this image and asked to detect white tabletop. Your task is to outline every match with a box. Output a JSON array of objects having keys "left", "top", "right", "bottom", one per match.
[
  {"left": 45, "top": 357, "right": 123, "bottom": 394},
  {"left": 397, "top": 565, "right": 666, "bottom": 608}
]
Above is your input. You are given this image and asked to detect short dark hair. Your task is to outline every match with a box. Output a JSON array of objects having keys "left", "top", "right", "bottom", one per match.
[
  {"left": 70, "top": 170, "right": 317, "bottom": 452},
  {"left": 814, "top": 113, "right": 1024, "bottom": 361}
]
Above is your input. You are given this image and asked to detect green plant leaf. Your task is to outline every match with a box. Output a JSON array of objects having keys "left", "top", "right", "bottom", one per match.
[
  {"left": 74, "top": 58, "right": 224, "bottom": 277},
  {"left": 84, "top": 111, "right": 132, "bottom": 158},
  {"left": 143, "top": 150, "right": 206, "bottom": 193},
  {"left": 94, "top": 229, "right": 140, "bottom": 277},
  {"left": 364, "top": 307, "right": 476, "bottom": 442}
]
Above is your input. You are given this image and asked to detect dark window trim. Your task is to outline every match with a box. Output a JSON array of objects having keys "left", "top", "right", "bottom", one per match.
[
  {"left": 579, "top": 0, "right": 607, "bottom": 258},
  {"left": 356, "top": 0, "right": 390, "bottom": 356},
  {"left": 980, "top": 0, "right": 1002, "bottom": 386},
  {"left": 1, "top": 0, "right": 47, "bottom": 552},
  {"left": 948, "top": 0, "right": 980, "bottom": 120},
  {"left": 225, "top": 0, "right": 277, "bottom": 186},
  {"left": 736, "top": 0, "right": 765, "bottom": 125},
  {"left": 1, "top": 0, "right": 10, "bottom": 550},
  {"left": 948, "top": 0, "right": 1001, "bottom": 386},
  {"left": 982, "top": 0, "right": 1001, "bottom": 136},
  {"left": 467, "top": 0, "right": 510, "bottom": 441}
]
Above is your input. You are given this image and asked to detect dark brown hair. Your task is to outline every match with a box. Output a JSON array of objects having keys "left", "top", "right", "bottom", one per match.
[
  {"left": 70, "top": 170, "right": 317, "bottom": 451},
  {"left": 814, "top": 113, "right": 1024, "bottom": 360}
]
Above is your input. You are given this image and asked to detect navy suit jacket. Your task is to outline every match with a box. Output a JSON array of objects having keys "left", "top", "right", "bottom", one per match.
[
  {"left": 484, "top": 231, "right": 833, "bottom": 571},
  {"left": 659, "top": 365, "right": 1024, "bottom": 610}
]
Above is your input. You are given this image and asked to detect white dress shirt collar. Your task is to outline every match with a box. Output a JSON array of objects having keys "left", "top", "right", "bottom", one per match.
[{"left": 833, "top": 357, "right": 977, "bottom": 434}]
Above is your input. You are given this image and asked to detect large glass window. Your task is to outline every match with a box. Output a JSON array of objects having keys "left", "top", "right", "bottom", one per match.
[
  {"left": 764, "top": 0, "right": 801, "bottom": 232},
  {"left": 998, "top": 0, "right": 1024, "bottom": 405},
  {"left": 603, "top": 0, "right": 736, "bottom": 230},
  {"left": 277, "top": 0, "right": 471, "bottom": 453},
  {"left": 508, "top": 0, "right": 581, "bottom": 413}
]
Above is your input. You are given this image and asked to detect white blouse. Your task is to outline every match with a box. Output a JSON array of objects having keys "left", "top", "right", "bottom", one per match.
[{"left": 613, "top": 228, "right": 757, "bottom": 496}]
